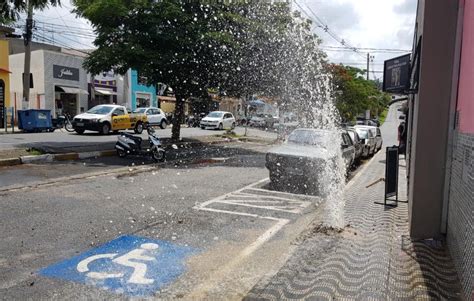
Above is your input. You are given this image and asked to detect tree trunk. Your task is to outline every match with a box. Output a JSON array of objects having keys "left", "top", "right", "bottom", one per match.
[{"left": 172, "top": 94, "right": 185, "bottom": 140}]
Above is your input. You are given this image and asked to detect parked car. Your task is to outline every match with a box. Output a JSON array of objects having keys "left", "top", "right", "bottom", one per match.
[
  {"left": 132, "top": 107, "right": 168, "bottom": 129},
  {"left": 346, "top": 128, "right": 363, "bottom": 162},
  {"left": 72, "top": 105, "right": 147, "bottom": 135},
  {"left": 200, "top": 111, "right": 236, "bottom": 130},
  {"left": 355, "top": 125, "right": 383, "bottom": 152},
  {"left": 341, "top": 130, "right": 356, "bottom": 169},
  {"left": 353, "top": 126, "right": 377, "bottom": 157},
  {"left": 265, "top": 128, "right": 354, "bottom": 194},
  {"left": 249, "top": 114, "right": 275, "bottom": 128}
]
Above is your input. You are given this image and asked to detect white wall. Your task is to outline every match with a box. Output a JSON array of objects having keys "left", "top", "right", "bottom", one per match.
[{"left": 9, "top": 50, "right": 45, "bottom": 109}]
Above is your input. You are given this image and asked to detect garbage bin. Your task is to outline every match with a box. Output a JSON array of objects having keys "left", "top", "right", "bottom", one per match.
[{"left": 17, "top": 109, "right": 52, "bottom": 132}]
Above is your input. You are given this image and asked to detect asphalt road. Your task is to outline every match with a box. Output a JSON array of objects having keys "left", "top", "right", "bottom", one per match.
[
  {"left": 0, "top": 141, "right": 323, "bottom": 299},
  {"left": 0, "top": 126, "right": 277, "bottom": 152}
]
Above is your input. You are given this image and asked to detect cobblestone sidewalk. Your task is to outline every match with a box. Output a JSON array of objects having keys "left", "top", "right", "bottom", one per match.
[{"left": 245, "top": 150, "right": 463, "bottom": 300}]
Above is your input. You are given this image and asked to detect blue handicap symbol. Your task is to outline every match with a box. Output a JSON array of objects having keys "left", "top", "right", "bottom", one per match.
[{"left": 39, "top": 235, "right": 197, "bottom": 297}]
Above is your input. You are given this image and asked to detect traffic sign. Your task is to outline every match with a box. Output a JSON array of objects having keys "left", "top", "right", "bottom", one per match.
[{"left": 39, "top": 235, "right": 196, "bottom": 297}]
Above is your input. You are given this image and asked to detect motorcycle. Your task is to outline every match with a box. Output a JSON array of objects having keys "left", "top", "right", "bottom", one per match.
[
  {"left": 50, "top": 113, "right": 74, "bottom": 132},
  {"left": 187, "top": 113, "right": 205, "bottom": 127},
  {"left": 115, "top": 127, "right": 166, "bottom": 162}
]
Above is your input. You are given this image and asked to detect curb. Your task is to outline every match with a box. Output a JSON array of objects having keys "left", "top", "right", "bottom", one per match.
[
  {"left": 0, "top": 137, "right": 273, "bottom": 168},
  {"left": 0, "top": 158, "right": 22, "bottom": 166}
]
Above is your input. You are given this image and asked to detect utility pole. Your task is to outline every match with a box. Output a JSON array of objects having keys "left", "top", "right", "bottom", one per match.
[
  {"left": 366, "top": 52, "right": 370, "bottom": 81},
  {"left": 22, "top": 0, "right": 33, "bottom": 108}
]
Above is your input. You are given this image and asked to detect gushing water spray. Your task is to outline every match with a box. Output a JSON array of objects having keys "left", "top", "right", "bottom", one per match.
[{"left": 237, "top": 5, "right": 347, "bottom": 228}]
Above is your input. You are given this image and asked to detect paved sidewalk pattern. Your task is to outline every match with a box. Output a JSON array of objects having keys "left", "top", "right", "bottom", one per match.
[{"left": 245, "top": 151, "right": 463, "bottom": 300}]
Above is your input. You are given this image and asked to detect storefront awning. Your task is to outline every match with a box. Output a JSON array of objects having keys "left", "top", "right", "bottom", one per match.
[
  {"left": 56, "top": 85, "right": 89, "bottom": 95},
  {"left": 94, "top": 88, "right": 117, "bottom": 96}
]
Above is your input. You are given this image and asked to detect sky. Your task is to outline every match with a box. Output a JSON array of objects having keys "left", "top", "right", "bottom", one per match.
[{"left": 14, "top": 0, "right": 418, "bottom": 80}]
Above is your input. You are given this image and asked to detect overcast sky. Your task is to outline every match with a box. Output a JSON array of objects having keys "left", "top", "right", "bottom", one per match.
[{"left": 17, "top": 0, "right": 417, "bottom": 80}]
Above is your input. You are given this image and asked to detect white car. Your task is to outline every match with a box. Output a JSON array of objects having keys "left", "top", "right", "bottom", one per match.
[
  {"left": 200, "top": 111, "right": 236, "bottom": 130},
  {"left": 133, "top": 107, "right": 168, "bottom": 129}
]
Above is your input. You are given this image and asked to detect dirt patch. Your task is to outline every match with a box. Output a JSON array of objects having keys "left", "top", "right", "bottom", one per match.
[{"left": 0, "top": 149, "right": 31, "bottom": 160}]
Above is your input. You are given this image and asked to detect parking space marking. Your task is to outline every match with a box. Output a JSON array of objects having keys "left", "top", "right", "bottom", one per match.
[
  {"left": 193, "top": 178, "right": 317, "bottom": 257},
  {"left": 189, "top": 179, "right": 319, "bottom": 297}
]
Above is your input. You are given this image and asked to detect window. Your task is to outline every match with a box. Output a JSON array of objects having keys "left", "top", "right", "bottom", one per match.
[
  {"left": 347, "top": 131, "right": 357, "bottom": 143},
  {"left": 114, "top": 108, "right": 125, "bottom": 116},
  {"left": 208, "top": 112, "right": 224, "bottom": 118},
  {"left": 342, "top": 134, "right": 352, "bottom": 146}
]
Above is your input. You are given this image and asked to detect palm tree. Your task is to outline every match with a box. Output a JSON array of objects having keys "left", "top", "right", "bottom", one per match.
[{"left": 1, "top": 0, "right": 61, "bottom": 22}]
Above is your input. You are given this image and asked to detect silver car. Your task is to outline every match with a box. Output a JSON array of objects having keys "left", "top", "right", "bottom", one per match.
[
  {"left": 354, "top": 125, "right": 383, "bottom": 152},
  {"left": 353, "top": 126, "right": 377, "bottom": 157}
]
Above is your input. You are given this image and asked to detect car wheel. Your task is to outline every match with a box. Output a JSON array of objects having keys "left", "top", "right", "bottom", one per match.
[
  {"left": 201, "top": 126, "right": 205, "bottom": 130},
  {"left": 75, "top": 129, "right": 85, "bottom": 135},
  {"left": 160, "top": 120, "right": 167, "bottom": 129},
  {"left": 218, "top": 123, "right": 223, "bottom": 130},
  {"left": 134, "top": 122, "right": 144, "bottom": 134},
  {"left": 101, "top": 122, "right": 110, "bottom": 135}
]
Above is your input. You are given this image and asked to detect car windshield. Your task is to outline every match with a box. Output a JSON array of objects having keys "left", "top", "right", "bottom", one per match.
[
  {"left": 207, "top": 112, "right": 223, "bottom": 118},
  {"left": 287, "top": 130, "right": 328, "bottom": 146},
  {"left": 87, "top": 105, "right": 114, "bottom": 114},
  {"left": 355, "top": 129, "right": 368, "bottom": 139},
  {"left": 133, "top": 108, "right": 147, "bottom": 113}
]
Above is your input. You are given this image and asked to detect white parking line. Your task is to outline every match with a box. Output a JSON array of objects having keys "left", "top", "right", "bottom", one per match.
[{"left": 193, "top": 178, "right": 316, "bottom": 266}]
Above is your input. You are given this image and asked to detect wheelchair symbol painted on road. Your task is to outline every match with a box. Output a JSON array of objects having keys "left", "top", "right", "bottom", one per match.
[{"left": 39, "top": 235, "right": 196, "bottom": 296}]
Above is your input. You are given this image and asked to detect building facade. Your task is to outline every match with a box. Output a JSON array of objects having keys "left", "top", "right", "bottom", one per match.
[
  {"left": 406, "top": 0, "right": 473, "bottom": 297},
  {"left": 88, "top": 71, "right": 119, "bottom": 107},
  {"left": 0, "top": 39, "right": 11, "bottom": 128},
  {"left": 123, "top": 69, "right": 157, "bottom": 110},
  {"left": 9, "top": 50, "right": 88, "bottom": 116}
]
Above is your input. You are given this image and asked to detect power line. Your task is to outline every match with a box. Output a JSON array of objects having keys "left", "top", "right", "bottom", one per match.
[
  {"left": 33, "top": 32, "right": 91, "bottom": 55},
  {"left": 294, "top": 0, "right": 366, "bottom": 59},
  {"left": 320, "top": 45, "right": 410, "bottom": 52}
]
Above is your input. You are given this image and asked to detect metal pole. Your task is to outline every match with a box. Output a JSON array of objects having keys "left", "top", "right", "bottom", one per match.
[
  {"left": 22, "top": 0, "right": 33, "bottom": 108},
  {"left": 366, "top": 52, "right": 370, "bottom": 81}
]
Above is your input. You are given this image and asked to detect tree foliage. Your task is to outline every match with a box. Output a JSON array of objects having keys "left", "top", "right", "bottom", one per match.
[
  {"left": 73, "top": 0, "right": 303, "bottom": 139},
  {"left": 1, "top": 0, "right": 61, "bottom": 21},
  {"left": 327, "top": 64, "right": 390, "bottom": 122}
]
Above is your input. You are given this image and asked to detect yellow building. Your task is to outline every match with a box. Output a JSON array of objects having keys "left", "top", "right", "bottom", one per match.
[{"left": 0, "top": 38, "right": 11, "bottom": 127}]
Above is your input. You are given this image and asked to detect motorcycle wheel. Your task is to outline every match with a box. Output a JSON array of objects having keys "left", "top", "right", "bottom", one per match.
[
  {"left": 65, "top": 121, "right": 74, "bottom": 132},
  {"left": 151, "top": 147, "right": 165, "bottom": 162}
]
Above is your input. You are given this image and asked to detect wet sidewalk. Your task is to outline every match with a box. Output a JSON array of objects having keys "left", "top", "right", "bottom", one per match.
[{"left": 245, "top": 150, "right": 463, "bottom": 300}]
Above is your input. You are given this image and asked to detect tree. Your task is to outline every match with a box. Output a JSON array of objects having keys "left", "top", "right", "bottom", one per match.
[
  {"left": 74, "top": 0, "right": 260, "bottom": 139},
  {"left": 1, "top": 0, "right": 61, "bottom": 21},
  {"left": 327, "top": 64, "right": 389, "bottom": 122}
]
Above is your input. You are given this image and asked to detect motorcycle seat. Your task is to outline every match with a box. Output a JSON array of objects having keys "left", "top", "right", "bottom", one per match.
[{"left": 121, "top": 132, "right": 142, "bottom": 144}]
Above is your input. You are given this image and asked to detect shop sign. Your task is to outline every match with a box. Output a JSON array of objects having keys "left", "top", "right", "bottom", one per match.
[
  {"left": 53, "top": 65, "right": 79, "bottom": 81},
  {"left": 383, "top": 54, "right": 410, "bottom": 93}
]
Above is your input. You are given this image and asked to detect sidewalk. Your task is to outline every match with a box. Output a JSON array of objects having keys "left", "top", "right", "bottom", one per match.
[{"left": 245, "top": 150, "right": 463, "bottom": 300}]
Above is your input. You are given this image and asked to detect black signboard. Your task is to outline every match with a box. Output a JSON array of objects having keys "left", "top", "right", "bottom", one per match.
[
  {"left": 383, "top": 54, "right": 411, "bottom": 93},
  {"left": 53, "top": 65, "right": 79, "bottom": 81},
  {"left": 385, "top": 146, "right": 399, "bottom": 206}
]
